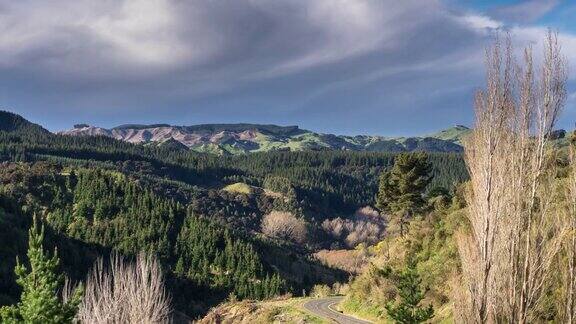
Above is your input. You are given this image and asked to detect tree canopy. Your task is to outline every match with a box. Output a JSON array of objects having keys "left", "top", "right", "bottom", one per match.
[{"left": 0, "top": 216, "right": 82, "bottom": 324}]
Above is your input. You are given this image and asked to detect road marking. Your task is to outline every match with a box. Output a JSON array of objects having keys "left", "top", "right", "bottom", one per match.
[
  {"left": 302, "top": 297, "right": 373, "bottom": 324},
  {"left": 327, "top": 301, "right": 339, "bottom": 313}
]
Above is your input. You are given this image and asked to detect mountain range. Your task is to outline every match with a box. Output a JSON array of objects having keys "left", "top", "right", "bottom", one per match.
[{"left": 59, "top": 122, "right": 471, "bottom": 155}]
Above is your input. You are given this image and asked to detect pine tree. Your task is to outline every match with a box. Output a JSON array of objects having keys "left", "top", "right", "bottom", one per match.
[
  {"left": 0, "top": 216, "right": 83, "bottom": 324},
  {"left": 376, "top": 152, "right": 432, "bottom": 236},
  {"left": 385, "top": 263, "right": 434, "bottom": 324}
]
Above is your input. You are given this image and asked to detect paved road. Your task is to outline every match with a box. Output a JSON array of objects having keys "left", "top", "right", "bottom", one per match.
[{"left": 303, "top": 296, "right": 372, "bottom": 324}]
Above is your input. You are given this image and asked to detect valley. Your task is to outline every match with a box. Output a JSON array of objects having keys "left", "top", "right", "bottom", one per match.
[
  {"left": 0, "top": 111, "right": 468, "bottom": 321},
  {"left": 2, "top": 2, "right": 575, "bottom": 323},
  {"left": 1, "top": 103, "right": 573, "bottom": 323}
]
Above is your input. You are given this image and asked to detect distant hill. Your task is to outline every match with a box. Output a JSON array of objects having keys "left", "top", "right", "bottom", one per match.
[
  {"left": 59, "top": 122, "right": 469, "bottom": 155},
  {"left": 427, "top": 125, "right": 471, "bottom": 144},
  {"left": 0, "top": 110, "right": 471, "bottom": 154},
  {"left": 0, "top": 110, "right": 49, "bottom": 134}
]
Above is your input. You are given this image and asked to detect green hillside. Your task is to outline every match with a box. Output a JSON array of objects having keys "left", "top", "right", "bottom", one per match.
[
  {"left": 0, "top": 110, "right": 48, "bottom": 134},
  {"left": 0, "top": 111, "right": 469, "bottom": 319},
  {"left": 428, "top": 125, "right": 471, "bottom": 144},
  {"left": 60, "top": 116, "right": 469, "bottom": 155}
]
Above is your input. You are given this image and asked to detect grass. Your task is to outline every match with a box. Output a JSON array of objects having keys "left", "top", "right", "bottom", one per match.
[
  {"left": 341, "top": 297, "right": 452, "bottom": 323},
  {"left": 182, "top": 127, "right": 469, "bottom": 155},
  {"left": 223, "top": 182, "right": 254, "bottom": 195},
  {"left": 190, "top": 143, "right": 228, "bottom": 155},
  {"left": 286, "top": 133, "right": 329, "bottom": 151},
  {"left": 428, "top": 125, "right": 471, "bottom": 144},
  {"left": 253, "top": 132, "right": 291, "bottom": 152},
  {"left": 434, "top": 303, "right": 455, "bottom": 323},
  {"left": 263, "top": 297, "right": 328, "bottom": 324},
  {"left": 202, "top": 297, "right": 328, "bottom": 323},
  {"left": 340, "top": 296, "right": 387, "bottom": 323}
]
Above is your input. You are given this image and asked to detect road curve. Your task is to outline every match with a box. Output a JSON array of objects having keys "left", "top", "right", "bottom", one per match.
[{"left": 303, "top": 296, "right": 372, "bottom": 324}]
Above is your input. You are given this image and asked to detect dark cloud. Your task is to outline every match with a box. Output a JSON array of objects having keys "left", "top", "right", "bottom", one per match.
[{"left": 0, "top": 0, "right": 574, "bottom": 134}]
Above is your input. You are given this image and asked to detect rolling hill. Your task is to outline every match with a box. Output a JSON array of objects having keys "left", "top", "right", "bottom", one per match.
[
  {"left": 0, "top": 110, "right": 49, "bottom": 134},
  {"left": 59, "top": 122, "right": 469, "bottom": 155}
]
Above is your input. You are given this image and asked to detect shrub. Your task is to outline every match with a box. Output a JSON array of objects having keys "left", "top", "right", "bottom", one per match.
[
  {"left": 310, "top": 284, "right": 332, "bottom": 298},
  {"left": 261, "top": 211, "right": 308, "bottom": 244}
]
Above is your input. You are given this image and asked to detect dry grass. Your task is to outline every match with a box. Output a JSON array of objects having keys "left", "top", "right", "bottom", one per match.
[
  {"left": 563, "top": 141, "right": 576, "bottom": 323},
  {"left": 223, "top": 182, "right": 254, "bottom": 195},
  {"left": 199, "top": 297, "right": 327, "bottom": 324},
  {"left": 313, "top": 249, "right": 369, "bottom": 274}
]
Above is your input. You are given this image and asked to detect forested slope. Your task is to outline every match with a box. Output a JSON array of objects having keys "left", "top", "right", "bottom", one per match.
[
  {"left": 0, "top": 111, "right": 469, "bottom": 318},
  {"left": 0, "top": 163, "right": 348, "bottom": 316},
  {"left": 0, "top": 111, "right": 468, "bottom": 216}
]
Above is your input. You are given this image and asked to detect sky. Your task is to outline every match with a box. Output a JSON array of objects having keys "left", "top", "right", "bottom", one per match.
[{"left": 0, "top": 0, "right": 575, "bottom": 136}]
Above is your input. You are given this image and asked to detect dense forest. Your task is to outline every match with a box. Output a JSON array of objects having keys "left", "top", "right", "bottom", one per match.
[
  {"left": 0, "top": 111, "right": 467, "bottom": 215},
  {"left": 0, "top": 163, "right": 287, "bottom": 315},
  {"left": 0, "top": 110, "right": 469, "bottom": 319}
]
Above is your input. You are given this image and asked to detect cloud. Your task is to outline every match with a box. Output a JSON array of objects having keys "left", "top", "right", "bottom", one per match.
[
  {"left": 0, "top": 0, "right": 468, "bottom": 98},
  {"left": 513, "top": 26, "right": 576, "bottom": 71},
  {"left": 490, "top": 0, "right": 559, "bottom": 24},
  {"left": 0, "top": 0, "right": 411, "bottom": 81},
  {"left": 0, "top": 1, "right": 485, "bottom": 83},
  {"left": 459, "top": 14, "right": 503, "bottom": 30},
  {"left": 0, "top": 0, "right": 191, "bottom": 78},
  {"left": 0, "top": 0, "right": 574, "bottom": 134}
]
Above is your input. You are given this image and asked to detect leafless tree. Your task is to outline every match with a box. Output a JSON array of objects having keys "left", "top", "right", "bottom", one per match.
[
  {"left": 457, "top": 31, "right": 568, "bottom": 323},
  {"left": 261, "top": 211, "right": 308, "bottom": 244},
  {"left": 322, "top": 206, "right": 386, "bottom": 248},
  {"left": 77, "top": 253, "right": 172, "bottom": 324}
]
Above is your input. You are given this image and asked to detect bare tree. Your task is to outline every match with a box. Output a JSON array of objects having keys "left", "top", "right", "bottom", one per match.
[
  {"left": 457, "top": 31, "right": 568, "bottom": 323},
  {"left": 78, "top": 253, "right": 172, "bottom": 324},
  {"left": 322, "top": 206, "right": 387, "bottom": 248},
  {"left": 261, "top": 211, "right": 308, "bottom": 244}
]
